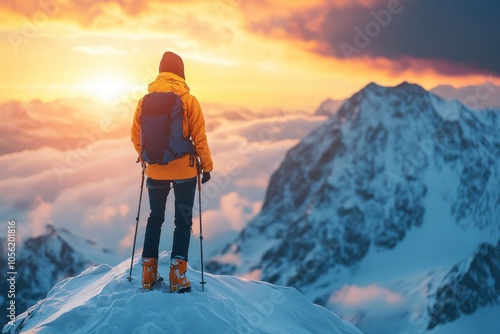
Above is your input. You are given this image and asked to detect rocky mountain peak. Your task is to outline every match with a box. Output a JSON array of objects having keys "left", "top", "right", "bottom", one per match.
[{"left": 208, "top": 81, "right": 500, "bottom": 333}]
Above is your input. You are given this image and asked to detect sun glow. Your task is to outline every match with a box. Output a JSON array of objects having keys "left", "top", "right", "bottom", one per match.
[{"left": 80, "top": 71, "right": 136, "bottom": 104}]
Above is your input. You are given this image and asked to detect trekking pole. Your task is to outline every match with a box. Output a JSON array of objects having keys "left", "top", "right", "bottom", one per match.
[
  {"left": 197, "top": 166, "right": 206, "bottom": 291},
  {"left": 127, "top": 160, "right": 146, "bottom": 282}
]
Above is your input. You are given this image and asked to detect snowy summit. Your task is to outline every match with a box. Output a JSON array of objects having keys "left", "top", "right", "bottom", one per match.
[{"left": 3, "top": 252, "right": 362, "bottom": 334}]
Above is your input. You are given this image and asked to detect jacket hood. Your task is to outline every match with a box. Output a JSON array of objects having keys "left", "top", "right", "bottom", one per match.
[
  {"left": 159, "top": 51, "right": 185, "bottom": 79},
  {"left": 148, "top": 72, "right": 190, "bottom": 96}
]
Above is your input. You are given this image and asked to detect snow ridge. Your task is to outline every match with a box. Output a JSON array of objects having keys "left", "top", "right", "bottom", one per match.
[{"left": 3, "top": 252, "right": 362, "bottom": 334}]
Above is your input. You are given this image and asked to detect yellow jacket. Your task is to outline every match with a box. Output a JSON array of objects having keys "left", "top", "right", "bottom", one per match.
[{"left": 131, "top": 72, "right": 213, "bottom": 180}]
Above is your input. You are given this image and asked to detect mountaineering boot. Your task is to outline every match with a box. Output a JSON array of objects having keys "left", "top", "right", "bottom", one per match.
[
  {"left": 169, "top": 257, "right": 191, "bottom": 293},
  {"left": 142, "top": 257, "right": 159, "bottom": 291}
]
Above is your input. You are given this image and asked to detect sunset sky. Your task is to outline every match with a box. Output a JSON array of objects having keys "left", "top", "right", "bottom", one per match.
[
  {"left": 1, "top": 2, "right": 499, "bottom": 322},
  {"left": 1, "top": 0, "right": 500, "bottom": 262},
  {"left": 2, "top": 0, "right": 499, "bottom": 110}
]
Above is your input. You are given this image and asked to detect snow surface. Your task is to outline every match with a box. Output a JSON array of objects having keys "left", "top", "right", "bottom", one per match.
[{"left": 3, "top": 252, "right": 362, "bottom": 334}]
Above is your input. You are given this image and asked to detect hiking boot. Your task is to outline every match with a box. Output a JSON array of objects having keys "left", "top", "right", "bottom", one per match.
[
  {"left": 169, "top": 257, "right": 191, "bottom": 293},
  {"left": 142, "top": 257, "right": 159, "bottom": 291}
]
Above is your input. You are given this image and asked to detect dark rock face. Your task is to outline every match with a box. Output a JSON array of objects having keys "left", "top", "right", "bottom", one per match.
[{"left": 427, "top": 241, "right": 500, "bottom": 329}]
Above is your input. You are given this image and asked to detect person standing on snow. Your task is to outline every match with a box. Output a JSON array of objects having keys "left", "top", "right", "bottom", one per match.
[{"left": 131, "top": 51, "right": 213, "bottom": 293}]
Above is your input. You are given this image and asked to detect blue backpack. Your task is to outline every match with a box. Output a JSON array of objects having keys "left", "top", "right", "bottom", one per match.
[{"left": 139, "top": 92, "right": 194, "bottom": 165}]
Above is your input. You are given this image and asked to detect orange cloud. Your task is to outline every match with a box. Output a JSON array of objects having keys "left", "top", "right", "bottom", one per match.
[
  {"left": 0, "top": 99, "right": 130, "bottom": 154},
  {"left": 0, "top": 0, "right": 151, "bottom": 26},
  {"left": 1, "top": 0, "right": 496, "bottom": 112},
  {"left": 330, "top": 284, "right": 404, "bottom": 307}
]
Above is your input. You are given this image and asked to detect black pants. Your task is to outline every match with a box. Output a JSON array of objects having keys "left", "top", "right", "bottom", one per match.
[{"left": 142, "top": 177, "right": 196, "bottom": 261}]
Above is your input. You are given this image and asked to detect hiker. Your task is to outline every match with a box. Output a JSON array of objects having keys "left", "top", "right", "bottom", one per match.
[{"left": 131, "top": 51, "right": 213, "bottom": 293}]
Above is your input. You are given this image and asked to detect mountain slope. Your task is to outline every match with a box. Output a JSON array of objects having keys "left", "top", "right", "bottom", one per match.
[
  {"left": 207, "top": 82, "right": 500, "bottom": 333},
  {"left": 3, "top": 252, "right": 363, "bottom": 334},
  {"left": 0, "top": 225, "right": 118, "bottom": 322}
]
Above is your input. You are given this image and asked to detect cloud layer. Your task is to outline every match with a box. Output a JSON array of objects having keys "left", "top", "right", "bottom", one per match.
[
  {"left": 247, "top": 0, "right": 500, "bottom": 76},
  {"left": 0, "top": 99, "right": 131, "bottom": 154},
  {"left": 0, "top": 98, "right": 324, "bottom": 261},
  {"left": 4, "top": 0, "right": 497, "bottom": 79}
]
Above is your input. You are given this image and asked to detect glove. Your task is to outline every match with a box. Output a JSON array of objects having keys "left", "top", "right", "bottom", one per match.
[{"left": 201, "top": 172, "right": 211, "bottom": 184}]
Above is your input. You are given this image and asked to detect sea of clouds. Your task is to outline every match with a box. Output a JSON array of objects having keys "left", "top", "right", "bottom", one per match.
[{"left": 0, "top": 98, "right": 326, "bottom": 263}]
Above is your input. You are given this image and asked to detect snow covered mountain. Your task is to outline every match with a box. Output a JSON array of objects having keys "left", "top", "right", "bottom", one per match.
[
  {"left": 207, "top": 82, "right": 500, "bottom": 333},
  {"left": 2, "top": 252, "right": 363, "bottom": 334},
  {"left": 0, "top": 225, "right": 118, "bottom": 323}
]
